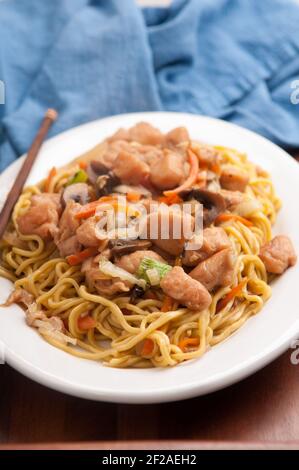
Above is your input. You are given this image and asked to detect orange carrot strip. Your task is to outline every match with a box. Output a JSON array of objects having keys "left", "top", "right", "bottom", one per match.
[
  {"left": 210, "top": 161, "right": 221, "bottom": 175},
  {"left": 161, "top": 295, "right": 174, "bottom": 312},
  {"left": 179, "top": 337, "right": 199, "bottom": 352},
  {"left": 78, "top": 315, "right": 96, "bottom": 330},
  {"left": 75, "top": 196, "right": 117, "bottom": 220},
  {"left": 158, "top": 193, "right": 182, "bottom": 205},
  {"left": 215, "top": 213, "right": 253, "bottom": 228},
  {"left": 163, "top": 148, "right": 199, "bottom": 197},
  {"left": 78, "top": 160, "right": 87, "bottom": 169},
  {"left": 139, "top": 338, "right": 155, "bottom": 357},
  {"left": 44, "top": 167, "right": 57, "bottom": 192},
  {"left": 126, "top": 192, "right": 141, "bottom": 203},
  {"left": 66, "top": 247, "right": 98, "bottom": 266},
  {"left": 216, "top": 279, "right": 247, "bottom": 313}
]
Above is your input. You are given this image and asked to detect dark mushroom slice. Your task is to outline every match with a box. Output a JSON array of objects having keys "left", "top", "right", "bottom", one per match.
[
  {"left": 87, "top": 160, "right": 120, "bottom": 196},
  {"left": 87, "top": 160, "right": 110, "bottom": 184},
  {"left": 179, "top": 188, "right": 227, "bottom": 227},
  {"left": 96, "top": 171, "right": 120, "bottom": 197},
  {"left": 109, "top": 239, "right": 152, "bottom": 258},
  {"left": 130, "top": 285, "right": 146, "bottom": 304},
  {"left": 61, "top": 183, "right": 90, "bottom": 208}
]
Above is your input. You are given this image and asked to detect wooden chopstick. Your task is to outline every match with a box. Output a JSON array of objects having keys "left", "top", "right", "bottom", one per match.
[{"left": 0, "top": 109, "right": 58, "bottom": 239}]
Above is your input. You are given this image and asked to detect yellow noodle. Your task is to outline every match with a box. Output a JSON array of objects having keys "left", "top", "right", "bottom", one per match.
[{"left": 0, "top": 144, "right": 281, "bottom": 367}]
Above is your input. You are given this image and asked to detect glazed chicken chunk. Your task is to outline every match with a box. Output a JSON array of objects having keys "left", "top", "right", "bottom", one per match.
[
  {"left": 149, "top": 149, "right": 185, "bottom": 190},
  {"left": 17, "top": 193, "right": 61, "bottom": 240},
  {"left": 183, "top": 227, "right": 231, "bottom": 267},
  {"left": 189, "top": 248, "right": 235, "bottom": 291},
  {"left": 220, "top": 166, "right": 249, "bottom": 192},
  {"left": 259, "top": 235, "right": 297, "bottom": 274},
  {"left": 116, "top": 250, "right": 165, "bottom": 274},
  {"left": 160, "top": 266, "right": 212, "bottom": 311}
]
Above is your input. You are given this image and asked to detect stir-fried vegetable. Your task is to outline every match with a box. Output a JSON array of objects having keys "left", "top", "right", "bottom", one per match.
[
  {"left": 178, "top": 337, "right": 199, "bottom": 351},
  {"left": 137, "top": 258, "right": 172, "bottom": 286},
  {"left": 161, "top": 295, "right": 174, "bottom": 312},
  {"left": 163, "top": 148, "right": 199, "bottom": 197},
  {"left": 66, "top": 247, "right": 98, "bottom": 266},
  {"left": 216, "top": 279, "right": 247, "bottom": 313},
  {"left": 99, "top": 257, "right": 147, "bottom": 289},
  {"left": 136, "top": 338, "right": 155, "bottom": 357},
  {"left": 158, "top": 193, "right": 182, "bottom": 205},
  {"left": 78, "top": 315, "right": 97, "bottom": 330},
  {"left": 44, "top": 167, "right": 57, "bottom": 192},
  {"left": 215, "top": 213, "right": 253, "bottom": 228},
  {"left": 67, "top": 169, "right": 88, "bottom": 186}
]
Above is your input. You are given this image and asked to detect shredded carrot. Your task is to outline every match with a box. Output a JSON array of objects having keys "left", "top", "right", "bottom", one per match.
[
  {"left": 44, "top": 167, "right": 57, "bottom": 192},
  {"left": 158, "top": 193, "right": 182, "bottom": 205},
  {"left": 75, "top": 195, "right": 117, "bottom": 220},
  {"left": 126, "top": 192, "right": 141, "bottom": 203},
  {"left": 179, "top": 337, "right": 199, "bottom": 352},
  {"left": 78, "top": 160, "right": 87, "bottom": 169},
  {"left": 161, "top": 295, "right": 174, "bottom": 312},
  {"left": 216, "top": 279, "right": 247, "bottom": 313},
  {"left": 215, "top": 213, "right": 253, "bottom": 228},
  {"left": 66, "top": 247, "right": 98, "bottom": 266},
  {"left": 163, "top": 148, "right": 199, "bottom": 197},
  {"left": 210, "top": 161, "right": 221, "bottom": 175},
  {"left": 78, "top": 315, "right": 96, "bottom": 330},
  {"left": 139, "top": 338, "right": 155, "bottom": 357}
]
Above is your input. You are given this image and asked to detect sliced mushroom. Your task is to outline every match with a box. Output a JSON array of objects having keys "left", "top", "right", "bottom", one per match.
[
  {"left": 96, "top": 172, "right": 120, "bottom": 197},
  {"left": 179, "top": 188, "right": 227, "bottom": 227},
  {"left": 109, "top": 239, "right": 152, "bottom": 257},
  {"left": 87, "top": 160, "right": 109, "bottom": 184},
  {"left": 86, "top": 160, "right": 120, "bottom": 196},
  {"left": 61, "top": 183, "right": 90, "bottom": 208},
  {"left": 130, "top": 285, "right": 146, "bottom": 304}
]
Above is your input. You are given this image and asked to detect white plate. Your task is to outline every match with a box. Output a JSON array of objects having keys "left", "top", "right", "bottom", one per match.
[{"left": 0, "top": 112, "right": 298, "bottom": 404}]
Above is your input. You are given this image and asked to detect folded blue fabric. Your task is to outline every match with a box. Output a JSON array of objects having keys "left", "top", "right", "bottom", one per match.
[{"left": 1, "top": 0, "right": 299, "bottom": 171}]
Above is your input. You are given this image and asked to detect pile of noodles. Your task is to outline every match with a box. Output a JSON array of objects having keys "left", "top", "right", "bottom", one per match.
[{"left": 0, "top": 144, "right": 280, "bottom": 368}]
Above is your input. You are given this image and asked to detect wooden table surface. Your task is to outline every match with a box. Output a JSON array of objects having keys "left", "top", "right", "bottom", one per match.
[{"left": 0, "top": 153, "right": 298, "bottom": 447}]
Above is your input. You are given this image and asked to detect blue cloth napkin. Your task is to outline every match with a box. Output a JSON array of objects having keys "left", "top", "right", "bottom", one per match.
[{"left": 1, "top": 0, "right": 299, "bottom": 171}]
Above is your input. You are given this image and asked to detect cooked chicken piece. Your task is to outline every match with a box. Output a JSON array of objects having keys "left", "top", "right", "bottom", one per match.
[
  {"left": 82, "top": 256, "right": 131, "bottom": 296},
  {"left": 116, "top": 250, "right": 165, "bottom": 274},
  {"left": 183, "top": 227, "right": 231, "bottom": 266},
  {"left": 4, "top": 288, "right": 34, "bottom": 308},
  {"left": 128, "top": 122, "right": 164, "bottom": 146},
  {"left": 136, "top": 145, "right": 163, "bottom": 166},
  {"left": 259, "top": 235, "right": 297, "bottom": 274},
  {"left": 220, "top": 166, "right": 249, "bottom": 192},
  {"left": 144, "top": 207, "right": 194, "bottom": 256},
  {"left": 194, "top": 144, "right": 219, "bottom": 167},
  {"left": 113, "top": 150, "right": 150, "bottom": 185},
  {"left": 17, "top": 193, "right": 61, "bottom": 240},
  {"left": 160, "top": 266, "right": 212, "bottom": 311},
  {"left": 189, "top": 248, "right": 235, "bottom": 291},
  {"left": 76, "top": 217, "right": 100, "bottom": 247},
  {"left": 99, "top": 140, "right": 131, "bottom": 169},
  {"left": 164, "top": 127, "right": 189, "bottom": 147},
  {"left": 54, "top": 200, "right": 81, "bottom": 257},
  {"left": 108, "top": 122, "right": 164, "bottom": 146},
  {"left": 220, "top": 189, "right": 245, "bottom": 209},
  {"left": 149, "top": 149, "right": 185, "bottom": 190}
]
